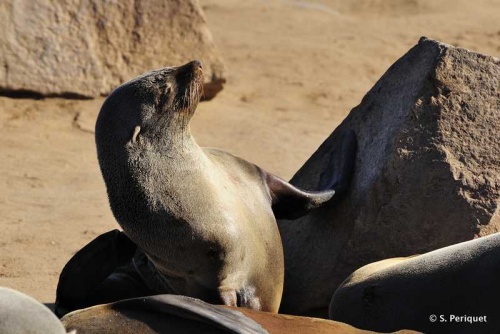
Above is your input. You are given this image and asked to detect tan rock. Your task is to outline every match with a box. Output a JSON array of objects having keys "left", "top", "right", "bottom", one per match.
[
  {"left": 278, "top": 37, "right": 500, "bottom": 317},
  {"left": 0, "top": 0, "right": 225, "bottom": 99}
]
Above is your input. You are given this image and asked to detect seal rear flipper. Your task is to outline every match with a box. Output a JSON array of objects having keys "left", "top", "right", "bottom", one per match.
[
  {"left": 266, "top": 130, "right": 356, "bottom": 220},
  {"left": 55, "top": 229, "right": 138, "bottom": 316}
]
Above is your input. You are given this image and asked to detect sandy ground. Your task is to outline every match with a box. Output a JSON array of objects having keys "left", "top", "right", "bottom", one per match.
[{"left": 1, "top": 0, "right": 499, "bottom": 304}]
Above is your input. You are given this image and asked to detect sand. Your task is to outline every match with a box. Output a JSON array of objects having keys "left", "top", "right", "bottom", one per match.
[{"left": 0, "top": 0, "right": 499, "bottom": 304}]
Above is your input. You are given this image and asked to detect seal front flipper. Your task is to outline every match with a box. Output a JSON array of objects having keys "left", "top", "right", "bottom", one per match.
[
  {"left": 265, "top": 173, "right": 336, "bottom": 220},
  {"left": 55, "top": 229, "right": 138, "bottom": 316},
  {"left": 266, "top": 130, "right": 356, "bottom": 220}
]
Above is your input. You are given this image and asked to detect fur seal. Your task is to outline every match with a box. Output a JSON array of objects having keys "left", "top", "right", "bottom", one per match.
[
  {"left": 329, "top": 233, "right": 500, "bottom": 333},
  {"left": 57, "top": 60, "right": 356, "bottom": 314},
  {"left": 62, "top": 294, "right": 267, "bottom": 334},
  {"left": 0, "top": 287, "right": 69, "bottom": 334},
  {"left": 61, "top": 294, "right": 404, "bottom": 334}
]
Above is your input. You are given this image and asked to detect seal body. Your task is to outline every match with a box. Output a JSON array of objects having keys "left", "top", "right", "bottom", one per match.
[
  {"left": 123, "top": 143, "right": 285, "bottom": 311},
  {"left": 61, "top": 294, "right": 401, "bottom": 334},
  {"left": 329, "top": 233, "right": 500, "bottom": 333},
  {"left": 95, "top": 61, "right": 281, "bottom": 311},
  {"left": 61, "top": 294, "right": 267, "bottom": 334},
  {"left": 94, "top": 61, "right": 354, "bottom": 312}
]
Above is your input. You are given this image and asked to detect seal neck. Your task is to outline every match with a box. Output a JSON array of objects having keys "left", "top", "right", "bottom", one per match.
[{"left": 143, "top": 116, "right": 200, "bottom": 155}]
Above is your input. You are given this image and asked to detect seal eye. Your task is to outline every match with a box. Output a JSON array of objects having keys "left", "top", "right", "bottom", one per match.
[{"left": 158, "top": 84, "right": 172, "bottom": 108}]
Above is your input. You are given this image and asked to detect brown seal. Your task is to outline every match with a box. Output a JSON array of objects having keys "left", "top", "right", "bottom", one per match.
[
  {"left": 57, "top": 60, "right": 356, "bottom": 314},
  {"left": 61, "top": 294, "right": 267, "bottom": 334},
  {"left": 61, "top": 294, "right": 398, "bottom": 334},
  {"left": 329, "top": 233, "right": 500, "bottom": 333}
]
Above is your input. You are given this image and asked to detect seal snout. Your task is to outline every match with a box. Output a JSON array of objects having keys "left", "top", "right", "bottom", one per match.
[
  {"left": 191, "top": 60, "right": 203, "bottom": 72},
  {"left": 177, "top": 60, "right": 203, "bottom": 77},
  {"left": 175, "top": 60, "right": 204, "bottom": 89},
  {"left": 172, "top": 60, "right": 204, "bottom": 110}
]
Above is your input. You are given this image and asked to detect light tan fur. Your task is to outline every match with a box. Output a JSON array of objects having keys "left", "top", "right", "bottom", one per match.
[{"left": 95, "top": 61, "right": 283, "bottom": 312}]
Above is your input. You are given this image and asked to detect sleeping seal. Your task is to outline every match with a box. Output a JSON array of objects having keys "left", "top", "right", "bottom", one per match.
[{"left": 329, "top": 233, "right": 500, "bottom": 333}]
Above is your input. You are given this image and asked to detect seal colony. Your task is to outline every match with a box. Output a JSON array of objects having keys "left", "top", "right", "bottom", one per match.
[{"left": 56, "top": 60, "right": 357, "bottom": 314}]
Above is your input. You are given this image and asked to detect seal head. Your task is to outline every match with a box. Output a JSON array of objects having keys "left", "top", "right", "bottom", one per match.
[{"left": 96, "top": 60, "right": 203, "bottom": 149}]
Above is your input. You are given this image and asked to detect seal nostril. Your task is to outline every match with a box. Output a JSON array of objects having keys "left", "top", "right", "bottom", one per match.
[{"left": 192, "top": 60, "right": 203, "bottom": 71}]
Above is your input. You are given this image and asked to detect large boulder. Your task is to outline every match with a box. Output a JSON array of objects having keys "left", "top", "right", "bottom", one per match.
[
  {"left": 278, "top": 37, "right": 500, "bottom": 317},
  {"left": 0, "top": 0, "right": 225, "bottom": 99}
]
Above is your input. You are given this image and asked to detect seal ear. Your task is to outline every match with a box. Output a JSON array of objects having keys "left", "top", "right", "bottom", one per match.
[
  {"left": 266, "top": 129, "right": 357, "bottom": 220},
  {"left": 131, "top": 126, "right": 141, "bottom": 143}
]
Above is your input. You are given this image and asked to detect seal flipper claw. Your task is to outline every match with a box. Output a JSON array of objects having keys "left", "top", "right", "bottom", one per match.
[
  {"left": 267, "top": 129, "right": 356, "bottom": 220},
  {"left": 55, "top": 229, "right": 138, "bottom": 316}
]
